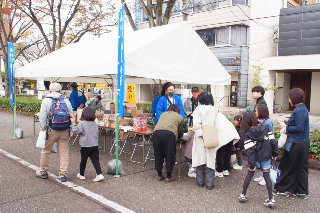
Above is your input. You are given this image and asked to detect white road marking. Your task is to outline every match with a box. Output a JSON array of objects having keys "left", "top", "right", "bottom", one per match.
[{"left": 0, "top": 148, "right": 135, "bottom": 213}]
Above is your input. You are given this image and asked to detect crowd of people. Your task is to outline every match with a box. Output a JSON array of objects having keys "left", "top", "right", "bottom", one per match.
[
  {"left": 152, "top": 83, "right": 310, "bottom": 208},
  {"left": 36, "top": 81, "right": 310, "bottom": 209}
]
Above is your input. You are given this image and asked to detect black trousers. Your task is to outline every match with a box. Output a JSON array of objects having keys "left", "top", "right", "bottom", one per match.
[
  {"left": 153, "top": 130, "right": 176, "bottom": 174},
  {"left": 275, "top": 142, "right": 309, "bottom": 194},
  {"left": 80, "top": 146, "right": 102, "bottom": 176},
  {"left": 216, "top": 141, "right": 233, "bottom": 172}
]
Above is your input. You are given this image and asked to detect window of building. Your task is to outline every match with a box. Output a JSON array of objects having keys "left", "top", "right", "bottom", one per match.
[
  {"left": 231, "top": 25, "right": 247, "bottom": 45},
  {"left": 196, "top": 28, "right": 216, "bottom": 46},
  {"left": 233, "top": 0, "right": 247, "bottom": 5},
  {"left": 216, "top": 26, "right": 231, "bottom": 45}
]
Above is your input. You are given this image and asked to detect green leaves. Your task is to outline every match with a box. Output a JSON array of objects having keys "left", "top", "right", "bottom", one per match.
[
  {"left": 0, "top": 97, "right": 42, "bottom": 113},
  {"left": 309, "top": 130, "right": 320, "bottom": 159},
  {"left": 136, "top": 103, "right": 152, "bottom": 113}
]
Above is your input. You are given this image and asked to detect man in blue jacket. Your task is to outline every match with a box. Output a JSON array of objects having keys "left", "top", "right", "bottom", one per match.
[
  {"left": 155, "top": 82, "right": 185, "bottom": 125},
  {"left": 69, "top": 82, "right": 87, "bottom": 111}
]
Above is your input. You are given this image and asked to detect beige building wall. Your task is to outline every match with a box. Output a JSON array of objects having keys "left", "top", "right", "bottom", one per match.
[
  {"left": 248, "top": 0, "right": 283, "bottom": 114},
  {"left": 275, "top": 73, "right": 291, "bottom": 111},
  {"left": 310, "top": 72, "right": 320, "bottom": 114}
]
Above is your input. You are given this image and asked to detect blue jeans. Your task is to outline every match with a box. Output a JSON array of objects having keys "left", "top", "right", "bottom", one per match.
[{"left": 255, "top": 159, "right": 271, "bottom": 170}]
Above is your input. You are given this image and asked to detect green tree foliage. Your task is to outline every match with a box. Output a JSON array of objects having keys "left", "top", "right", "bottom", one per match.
[{"left": 250, "top": 65, "right": 278, "bottom": 91}]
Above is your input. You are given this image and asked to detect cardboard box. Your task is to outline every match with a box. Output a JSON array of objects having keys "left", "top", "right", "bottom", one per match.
[
  {"left": 110, "top": 103, "right": 115, "bottom": 114},
  {"left": 95, "top": 113, "right": 104, "bottom": 121},
  {"left": 109, "top": 120, "right": 130, "bottom": 128},
  {"left": 77, "top": 108, "right": 83, "bottom": 122},
  {"left": 124, "top": 102, "right": 136, "bottom": 116},
  {"left": 136, "top": 110, "right": 143, "bottom": 115},
  {"left": 119, "top": 130, "right": 129, "bottom": 138},
  {"left": 73, "top": 111, "right": 77, "bottom": 121}
]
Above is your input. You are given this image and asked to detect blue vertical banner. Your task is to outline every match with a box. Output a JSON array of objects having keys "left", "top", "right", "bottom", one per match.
[
  {"left": 118, "top": 5, "right": 125, "bottom": 118},
  {"left": 8, "top": 43, "right": 15, "bottom": 105}
]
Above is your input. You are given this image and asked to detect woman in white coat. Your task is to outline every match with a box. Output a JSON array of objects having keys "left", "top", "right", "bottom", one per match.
[{"left": 192, "top": 92, "right": 239, "bottom": 190}]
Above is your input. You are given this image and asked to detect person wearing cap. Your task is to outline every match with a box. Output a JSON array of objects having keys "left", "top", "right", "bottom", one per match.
[
  {"left": 69, "top": 82, "right": 87, "bottom": 111},
  {"left": 36, "top": 83, "right": 73, "bottom": 182},
  {"left": 86, "top": 95, "right": 105, "bottom": 111},
  {"left": 183, "top": 87, "right": 200, "bottom": 128},
  {"left": 155, "top": 82, "right": 185, "bottom": 125}
]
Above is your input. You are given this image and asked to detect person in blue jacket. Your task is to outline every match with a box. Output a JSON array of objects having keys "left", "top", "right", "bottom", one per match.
[
  {"left": 155, "top": 82, "right": 185, "bottom": 125},
  {"left": 151, "top": 82, "right": 172, "bottom": 117},
  {"left": 69, "top": 82, "right": 87, "bottom": 111}
]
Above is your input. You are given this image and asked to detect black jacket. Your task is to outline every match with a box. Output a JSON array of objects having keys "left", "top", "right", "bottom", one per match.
[
  {"left": 253, "top": 96, "right": 267, "bottom": 113},
  {"left": 235, "top": 126, "right": 246, "bottom": 149},
  {"left": 244, "top": 124, "right": 279, "bottom": 170}
]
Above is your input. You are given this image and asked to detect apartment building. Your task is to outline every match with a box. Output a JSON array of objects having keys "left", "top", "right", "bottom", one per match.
[
  {"left": 263, "top": 3, "right": 320, "bottom": 114},
  {"left": 139, "top": 0, "right": 284, "bottom": 112}
]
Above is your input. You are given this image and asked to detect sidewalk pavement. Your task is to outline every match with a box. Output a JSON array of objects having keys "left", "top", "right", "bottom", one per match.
[{"left": 0, "top": 111, "right": 320, "bottom": 212}]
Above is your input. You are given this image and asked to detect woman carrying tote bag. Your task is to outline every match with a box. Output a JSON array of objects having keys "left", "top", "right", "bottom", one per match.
[{"left": 192, "top": 92, "right": 239, "bottom": 190}]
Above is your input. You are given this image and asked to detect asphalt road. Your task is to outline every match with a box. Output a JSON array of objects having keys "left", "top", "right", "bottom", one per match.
[{"left": 0, "top": 110, "right": 319, "bottom": 213}]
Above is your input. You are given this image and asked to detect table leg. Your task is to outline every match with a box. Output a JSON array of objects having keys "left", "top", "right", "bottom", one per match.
[
  {"left": 34, "top": 115, "right": 36, "bottom": 136},
  {"left": 178, "top": 139, "right": 182, "bottom": 178},
  {"left": 143, "top": 135, "right": 145, "bottom": 168},
  {"left": 104, "top": 131, "right": 106, "bottom": 153}
]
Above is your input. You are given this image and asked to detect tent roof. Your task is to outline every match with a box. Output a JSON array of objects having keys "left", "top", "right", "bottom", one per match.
[{"left": 16, "top": 22, "right": 231, "bottom": 85}]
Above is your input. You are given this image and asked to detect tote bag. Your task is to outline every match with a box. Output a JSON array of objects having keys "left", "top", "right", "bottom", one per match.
[
  {"left": 269, "top": 158, "right": 281, "bottom": 184},
  {"left": 202, "top": 109, "right": 219, "bottom": 148},
  {"left": 278, "top": 126, "right": 287, "bottom": 148}
]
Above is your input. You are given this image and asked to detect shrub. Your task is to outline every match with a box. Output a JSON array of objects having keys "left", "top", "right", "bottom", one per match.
[
  {"left": 136, "top": 103, "right": 152, "bottom": 113},
  {"left": 309, "top": 130, "right": 320, "bottom": 159},
  {"left": 0, "top": 97, "right": 42, "bottom": 113}
]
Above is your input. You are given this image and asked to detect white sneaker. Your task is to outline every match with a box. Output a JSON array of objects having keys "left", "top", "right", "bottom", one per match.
[
  {"left": 189, "top": 167, "right": 196, "bottom": 174},
  {"left": 188, "top": 172, "right": 196, "bottom": 178},
  {"left": 93, "top": 174, "right": 105, "bottom": 182},
  {"left": 215, "top": 172, "right": 224, "bottom": 178},
  {"left": 264, "top": 198, "right": 275, "bottom": 208},
  {"left": 259, "top": 179, "right": 266, "bottom": 185},
  {"left": 233, "top": 165, "right": 243, "bottom": 170},
  {"left": 77, "top": 173, "right": 85, "bottom": 180},
  {"left": 254, "top": 176, "right": 264, "bottom": 182},
  {"left": 233, "top": 163, "right": 239, "bottom": 168},
  {"left": 222, "top": 170, "right": 229, "bottom": 176}
]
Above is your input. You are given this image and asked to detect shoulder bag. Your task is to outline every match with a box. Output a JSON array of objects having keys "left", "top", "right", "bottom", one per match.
[{"left": 202, "top": 109, "right": 219, "bottom": 148}]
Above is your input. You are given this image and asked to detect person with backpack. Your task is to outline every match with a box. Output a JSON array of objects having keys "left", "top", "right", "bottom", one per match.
[
  {"left": 36, "top": 83, "right": 73, "bottom": 182},
  {"left": 69, "top": 82, "right": 87, "bottom": 111}
]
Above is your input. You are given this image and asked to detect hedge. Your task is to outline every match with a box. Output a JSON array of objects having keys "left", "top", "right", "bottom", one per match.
[
  {"left": 136, "top": 102, "right": 152, "bottom": 113},
  {"left": 0, "top": 97, "right": 42, "bottom": 113}
]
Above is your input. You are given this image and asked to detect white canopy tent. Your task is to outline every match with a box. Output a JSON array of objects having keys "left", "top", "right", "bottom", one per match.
[{"left": 16, "top": 22, "right": 230, "bottom": 86}]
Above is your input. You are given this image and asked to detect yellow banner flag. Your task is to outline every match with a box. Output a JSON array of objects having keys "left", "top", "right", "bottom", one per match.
[{"left": 126, "top": 84, "right": 136, "bottom": 104}]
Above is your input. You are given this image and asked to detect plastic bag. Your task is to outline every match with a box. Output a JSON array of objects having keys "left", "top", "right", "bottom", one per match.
[
  {"left": 278, "top": 126, "right": 287, "bottom": 148},
  {"left": 15, "top": 127, "right": 23, "bottom": 139},
  {"left": 106, "top": 156, "right": 125, "bottom": 175},
  {"left": 51, "top": 142, "right": 59, "bottom": 153},
  {"left": 36, "top": 130, "right": 46, "bottom": 148}
]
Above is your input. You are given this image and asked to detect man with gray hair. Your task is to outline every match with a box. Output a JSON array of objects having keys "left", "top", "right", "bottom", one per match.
[{"left": 36, "top": 83, "right": 73, "bottom": 182}]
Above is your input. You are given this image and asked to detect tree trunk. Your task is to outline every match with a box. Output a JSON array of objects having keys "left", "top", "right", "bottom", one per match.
[{"left": 3, "top": 58, "right": 10, "bottom": 98}]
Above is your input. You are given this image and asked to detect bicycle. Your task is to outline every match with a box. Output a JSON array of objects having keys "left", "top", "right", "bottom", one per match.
[{"left": 273, "top": 102, "right": 282, "bottom": 113}]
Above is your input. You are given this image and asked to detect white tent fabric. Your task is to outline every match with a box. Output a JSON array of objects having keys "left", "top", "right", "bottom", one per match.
[{"left": 16, "top": 22, "right": 230, "bottom": 85}]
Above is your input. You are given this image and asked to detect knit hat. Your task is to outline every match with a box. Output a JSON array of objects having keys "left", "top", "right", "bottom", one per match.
[{"left": 49, "top": 83, "right": 62, "bottom": 92}]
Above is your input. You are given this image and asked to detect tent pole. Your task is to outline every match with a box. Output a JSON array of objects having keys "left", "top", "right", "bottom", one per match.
[{"left": 228, "top": 84, "right": 230, "bottom": 119}]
